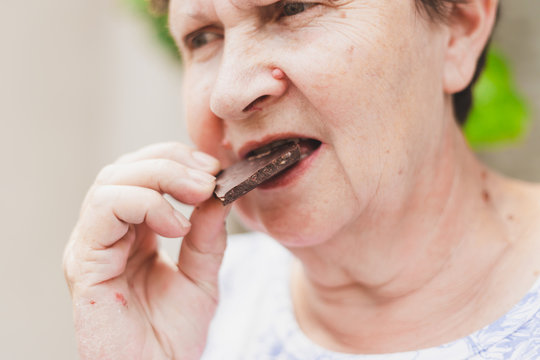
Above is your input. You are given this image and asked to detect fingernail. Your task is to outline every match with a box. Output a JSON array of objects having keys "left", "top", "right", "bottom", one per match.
[
  {"left": 192, "top": 151, "right": 219, "bottom": 168},
  {"left": 174, "top": 211, "right": 191, "bottom": 228},
  {"left": 187, "top": 168, "right": 216, "bottom": 185}
]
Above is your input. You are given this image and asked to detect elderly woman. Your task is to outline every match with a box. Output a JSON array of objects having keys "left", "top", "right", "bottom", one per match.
[{"left": 63, "top": 0, "right": 540, "bottom": 358}]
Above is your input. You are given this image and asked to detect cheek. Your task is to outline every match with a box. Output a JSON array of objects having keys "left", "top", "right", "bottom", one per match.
[
  {"left": 184, "top": 68, "right": 225, "bottom": 159},
  {"left": 275, "top": 8, "right": 442, "bottom": 204}
]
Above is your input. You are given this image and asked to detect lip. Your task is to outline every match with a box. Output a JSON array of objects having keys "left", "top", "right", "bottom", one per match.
[
  {"left": 238, "top": 133, "right": 321, "bottom": 160},
  {"left": 257, "top": 142, "right": 323, "bottom": 190}
]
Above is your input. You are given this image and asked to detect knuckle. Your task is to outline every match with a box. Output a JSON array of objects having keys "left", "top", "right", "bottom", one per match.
[
  {"left": 88, "top": 185, "right": 112, "bottom": 205},
  {"left": 107, "top": 255, "right": 128, "bottom": 279},
  {"left": 152, "top": 159, "right": 186, "bottom": 186},
  {"left": 85, "top": 185, "right": 119, "bottom": 212},
  {"left": 153, "top": 158, "right": 176, "bottom": 172},
  {"left": 95, "top": 164, "right": 116, "bottom": 185},
  {"left": 62, "top": 247, "right": 79, "bottom": 285},
  {"left": 147, "top": 189, "right": 166, "bottom": 208}
]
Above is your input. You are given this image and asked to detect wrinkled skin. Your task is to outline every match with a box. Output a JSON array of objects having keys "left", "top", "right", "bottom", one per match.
[
  {"left": 64, "top": 143, "right": 230, "bottom": 359},
  {"left": 177, "top": 0, "right": 448, "bottom": 246},
  {"left": 64, "top": 0, "right": 540, "bottom": 358}
]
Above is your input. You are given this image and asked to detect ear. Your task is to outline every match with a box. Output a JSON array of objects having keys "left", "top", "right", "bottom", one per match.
[{"left": 443, "top": 0, "right": 498, "bottom": 94}]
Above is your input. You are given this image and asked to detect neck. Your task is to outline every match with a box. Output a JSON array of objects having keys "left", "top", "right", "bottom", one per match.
[{"left": 288, "top": 122, "right": 527, "bottom": 353}]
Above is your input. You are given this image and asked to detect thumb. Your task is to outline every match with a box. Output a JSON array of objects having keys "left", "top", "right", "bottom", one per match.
[{"left": 177, "top": 197, "right": 231, "bottom": 299}]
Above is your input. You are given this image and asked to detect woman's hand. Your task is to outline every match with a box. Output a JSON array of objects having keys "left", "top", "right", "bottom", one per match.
[{"left": 63, "top": 143, "right": 229, "bottom": 360}]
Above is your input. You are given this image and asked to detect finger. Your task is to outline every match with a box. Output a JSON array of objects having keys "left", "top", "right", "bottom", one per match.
[
  {"left": 79, "top": 185, "right": 191, "bottom": 249},
  {"left": 116, "top": 142, "right": 221, "bottom": 174},
  {"left": 177, "top": 198, "right": 231, "bottom": 299},
  {"left": 94, "top": 159, "right": 216, "bottom": 205},
  {"left": 65, "top": 223, "right": 138, "bottom": 288}
]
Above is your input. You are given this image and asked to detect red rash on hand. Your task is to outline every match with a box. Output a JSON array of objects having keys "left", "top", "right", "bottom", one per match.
[{"left": 115, "top": 292, "right": 128, "bottom": 307}]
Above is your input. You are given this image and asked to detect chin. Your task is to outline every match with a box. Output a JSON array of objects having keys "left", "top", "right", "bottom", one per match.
[{"left": 233, "top": 196, "right": 351, "bottom": 249}]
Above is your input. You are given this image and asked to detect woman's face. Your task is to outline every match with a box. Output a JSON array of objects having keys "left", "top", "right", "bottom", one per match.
[{"left": 169, "top": 0, "right": 449, "bottom": 246}]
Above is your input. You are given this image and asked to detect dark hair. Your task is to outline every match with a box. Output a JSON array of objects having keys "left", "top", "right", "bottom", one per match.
[{"left": 153, "top": 0, "right": 497, "bottom": 125}]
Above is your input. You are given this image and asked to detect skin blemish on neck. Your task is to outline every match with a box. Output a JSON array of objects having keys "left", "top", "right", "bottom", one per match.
[
  {"left": 482, "top": 189, "right": 491, "bottom": 203},
  {"left": 115, "top": 292, "right": 128, "bottom": 307},
  {"left": 481, "top": 170, "right": 488, "bottom": 181},
  {"left": 89, "top": 300, "right": 96, "bottom": 305},
  {"left": 507, "top": 214, "right": 514, "bottom": 221}
]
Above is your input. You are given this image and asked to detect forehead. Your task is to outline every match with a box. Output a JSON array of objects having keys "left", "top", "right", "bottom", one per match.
[
  {"left": 169, "top": 0, "right": 284, "bottom": 36},
  {"left": 170, "top": 0, "right": 276, "bottom": 16}
]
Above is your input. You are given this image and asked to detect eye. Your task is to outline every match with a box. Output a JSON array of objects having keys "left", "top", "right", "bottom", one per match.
[
  {"left": 184, "top": 29, "right": 223, "bottom": 50},
  {"left": 280, "top": 2, "right": 317, "bottom": 17}
]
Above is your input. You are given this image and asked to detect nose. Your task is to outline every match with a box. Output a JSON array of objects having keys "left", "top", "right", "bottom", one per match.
[{"left": 209, "top": 32, "right": 288, "bottom": 122}]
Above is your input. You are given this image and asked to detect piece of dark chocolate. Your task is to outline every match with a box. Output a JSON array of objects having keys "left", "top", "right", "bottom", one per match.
[{"left": 214, "top": 142, "right": 301, "bottom": 205}]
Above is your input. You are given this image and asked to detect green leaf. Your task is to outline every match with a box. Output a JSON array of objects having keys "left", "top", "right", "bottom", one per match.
[{"left": 464, "top": 50, "right": 529, "bottom": 148}]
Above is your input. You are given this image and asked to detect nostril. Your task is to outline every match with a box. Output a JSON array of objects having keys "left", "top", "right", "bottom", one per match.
[{"left": 243, "top": 95, "right": 269, "bottom": 112}]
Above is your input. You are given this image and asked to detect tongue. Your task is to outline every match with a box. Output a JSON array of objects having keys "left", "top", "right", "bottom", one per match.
[{"left": 298, "top": 139, "right": 320, "bottom": 158}]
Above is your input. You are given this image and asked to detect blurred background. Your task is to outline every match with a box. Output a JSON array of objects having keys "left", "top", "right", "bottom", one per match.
[{"left": 0, "top": 0, "right": 538, "bottom": 358}]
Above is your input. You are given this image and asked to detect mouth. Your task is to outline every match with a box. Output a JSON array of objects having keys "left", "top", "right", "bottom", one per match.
[
  {"left": 244, "top": 137, "right": 322, "bottom": 160},
  {"left": 242, "top": 137, "right": 322, "bottom": 190}
]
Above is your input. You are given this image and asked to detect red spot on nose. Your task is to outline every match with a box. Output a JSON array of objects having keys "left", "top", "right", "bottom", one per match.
[
  {"left": 115, "top": 292, "right": 128, "bottom": 307},
  {"left": 90, "top": 300, "right": 96, "bottom": 305},
  {"left": 271, "top": 68, "right": 286, "bottom": 80}
]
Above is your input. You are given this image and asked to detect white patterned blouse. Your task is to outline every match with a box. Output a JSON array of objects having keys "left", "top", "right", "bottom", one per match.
[{"left": 201, "top": 232, "right": 540, "bottom": 360}]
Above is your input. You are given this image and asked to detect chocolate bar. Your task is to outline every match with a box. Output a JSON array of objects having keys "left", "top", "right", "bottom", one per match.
[{"left": 214, "top": 142, "right": 301, "bottom": 205}]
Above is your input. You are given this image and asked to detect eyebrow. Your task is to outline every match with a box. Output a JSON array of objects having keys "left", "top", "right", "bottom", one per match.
[
  {"left": 231, "top": 0, "right": 279, "bottom": 8},
  {"left": 180, "top": 0, "right": 279, "bottom": 19},
  {"left": 185, "top": 9, "right": 212, "bottom": 23}
]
